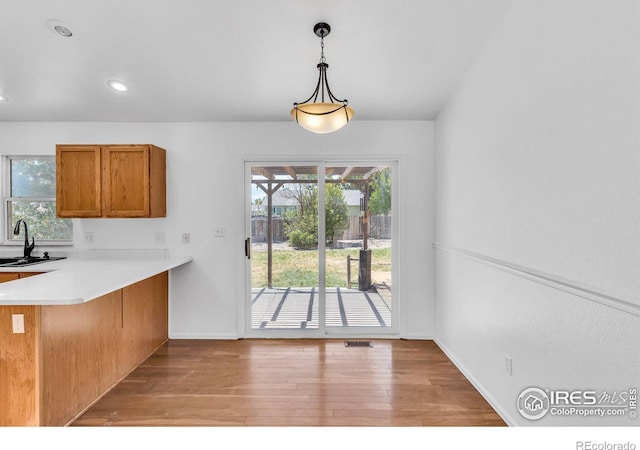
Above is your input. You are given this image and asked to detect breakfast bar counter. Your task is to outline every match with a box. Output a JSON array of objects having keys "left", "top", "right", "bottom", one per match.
[
  {"left": 0, "top": 252, "right": 192, "bottom": 427},
  {"left": 0, "top": 254, "right": 192, "bottom": 305}
]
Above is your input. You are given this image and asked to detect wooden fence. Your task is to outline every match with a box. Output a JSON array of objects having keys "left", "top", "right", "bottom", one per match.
[
  {"left": 251, "top": 216, "right": 285, "bottom": 242},
  {"left": 340, "top": 215, "right": 392, "bottom": 240},
  {"left": 252, "top": 214, "right": 391, "bottom": 243}
]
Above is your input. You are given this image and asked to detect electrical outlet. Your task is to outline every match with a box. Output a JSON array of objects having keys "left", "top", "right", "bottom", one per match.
[
  {"left": 214, "top": 226, "right": 225, "bottom": 237},
  {"left": 84, "top": 232, "right": 94, "bottom": 243},
  {"left": 154, "top": 232, "right": 165, "bottom": 244},
  {"left": 182, "top": 232, "right": 191, "bottom": 244},
  {"left": 12, "top": 314, "right": 25, "bottom": 334},
  {"left": 505, "top": 355, "right": 513, "bottom": 376}
]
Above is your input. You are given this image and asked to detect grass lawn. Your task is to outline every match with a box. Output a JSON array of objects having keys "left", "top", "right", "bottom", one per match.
[{"left": 251, "top": 246, "right": 391, "bottom": 288}]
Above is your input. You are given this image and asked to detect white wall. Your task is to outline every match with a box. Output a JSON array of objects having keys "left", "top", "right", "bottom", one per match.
[
  {"left": 435, "top": 0, "right": 640, "bottom": 426},
  {"left": 0, "top": 120, "right": 435, "bottom": 339}
]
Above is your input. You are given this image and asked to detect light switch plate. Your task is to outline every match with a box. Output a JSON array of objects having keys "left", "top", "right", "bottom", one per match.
[{"left": 214, "top": 226, "right": 225, "bottom": 237}]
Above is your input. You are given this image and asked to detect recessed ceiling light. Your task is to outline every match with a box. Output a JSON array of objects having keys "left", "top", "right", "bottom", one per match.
[
  {"left": 47, "top": 19, "right": 79, "bottom": 39},
  {"left": 54, "top": 25, "right": 73, "bottom": 37},
  {"left": 0, "top": 93, "right": 8, "bottom": 102},
  {"left": 107, "top": 80, "right": 129, "bottom": 93}
]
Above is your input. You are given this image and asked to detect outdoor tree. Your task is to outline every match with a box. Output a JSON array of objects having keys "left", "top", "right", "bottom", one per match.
[
  {"left": 284, "top": 183, "right": 348, "bottom": 249},
  {"left": 10, "top": 158, "right": 73, "bottom": 241},
  {"left": 324, "top": 184, "right": 348, "bottom": 245},
  {"left": 283, "top": 183, "right": 316, "bottom": 249},
  {"left": 368, "top": 167, "right": 392, "bottom": 215}
]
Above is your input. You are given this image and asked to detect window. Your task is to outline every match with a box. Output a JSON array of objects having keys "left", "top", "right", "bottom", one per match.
[{"left": 3, "top": 155, "right": 73, "bottom": 244}]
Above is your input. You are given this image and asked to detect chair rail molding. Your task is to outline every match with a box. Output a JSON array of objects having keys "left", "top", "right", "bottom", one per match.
[{"left": 433, "top": 242, "right": 640, "bottom": 317}]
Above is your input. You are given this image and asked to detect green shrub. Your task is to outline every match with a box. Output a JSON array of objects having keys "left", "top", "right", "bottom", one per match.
[{"left": 288, "top": 228, "right": 317, "bottom": 250}]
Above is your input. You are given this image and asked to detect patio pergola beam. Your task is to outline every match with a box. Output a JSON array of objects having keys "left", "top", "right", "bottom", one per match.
[
  {"left": 252, "top": 178, "right": 367, "bottom": 185},
  {"left": 362, "top": 166, "right": 383, "bottom": 180},
  {"left": 254, "top": 167, "right": 275, "bottom": 179},
  {"left": 255, "top": 181, "right": 284, "bottom": 288},
  {"left": 283, "top": 166, "right": 298, "bottom": 180},
  {"left": 340, "top": 166, "right": 355, "bottom": 181}
]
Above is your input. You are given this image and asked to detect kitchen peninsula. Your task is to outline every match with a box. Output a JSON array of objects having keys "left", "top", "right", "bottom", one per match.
[{"left": 0, "top": 253, "right": 192, "bottom": 426}]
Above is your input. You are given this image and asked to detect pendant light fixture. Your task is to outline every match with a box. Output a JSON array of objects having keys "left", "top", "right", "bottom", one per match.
[{"left": 291, "top": 22, "right": 354, "bottom": 134}]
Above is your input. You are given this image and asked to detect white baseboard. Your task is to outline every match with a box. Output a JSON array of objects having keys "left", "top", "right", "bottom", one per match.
[
  {"left": 434, "top": 337, "right": 519, "bottom": 427},
  {"left": 169, "top": 332, "right": 434, "bottom": 340},
  {"left": 402, "top": 334, "right": 434, "bottom": 340},
  {"left": 168, "top": 332, "right": 240, "bottom": 339}
]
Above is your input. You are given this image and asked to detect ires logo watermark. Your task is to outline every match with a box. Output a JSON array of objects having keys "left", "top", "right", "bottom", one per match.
[{"left": 517, "top": 387, "right": 637, "bottom": 421}]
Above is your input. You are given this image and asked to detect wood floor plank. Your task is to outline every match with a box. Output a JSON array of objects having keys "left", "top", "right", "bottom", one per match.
[{"left": 72, "top": 339, "right": 506, "bottom": 427}]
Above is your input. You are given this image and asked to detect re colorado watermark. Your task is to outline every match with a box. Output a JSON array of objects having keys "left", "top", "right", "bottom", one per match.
[{"left": 576, "top": 442, "right": 636, "bottom": 450}]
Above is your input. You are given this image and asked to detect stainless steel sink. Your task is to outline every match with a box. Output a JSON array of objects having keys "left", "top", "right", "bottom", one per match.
[
  {"left": 0, "top": 258, "right": 19, "bottom": 264},
  {"left": 0, "top": 256, "right": 66, "bottom": 267}
]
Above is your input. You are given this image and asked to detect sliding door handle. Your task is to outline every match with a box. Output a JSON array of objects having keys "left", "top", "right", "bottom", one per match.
[{"left": 245, "top": 238, "right": 251, "bottom": 259}]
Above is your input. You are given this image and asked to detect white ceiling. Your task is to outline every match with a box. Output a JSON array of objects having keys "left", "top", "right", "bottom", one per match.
[{"left": 0, "top": 0, "right": 513, "bottom": 122}]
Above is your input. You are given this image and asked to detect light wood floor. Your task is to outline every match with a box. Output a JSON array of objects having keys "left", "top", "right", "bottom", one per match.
[{"left": 72, "top": 339, "right": 506, "bottom": 427}]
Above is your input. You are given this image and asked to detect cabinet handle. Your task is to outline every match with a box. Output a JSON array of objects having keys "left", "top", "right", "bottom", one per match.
[{"left": 245, "top": 238, "right": 251, "bottom": 259}]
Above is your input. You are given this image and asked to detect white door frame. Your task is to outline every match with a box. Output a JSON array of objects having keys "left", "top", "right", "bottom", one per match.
[{"left": 242, "top": 158, "right": 399, "bottom": 339}]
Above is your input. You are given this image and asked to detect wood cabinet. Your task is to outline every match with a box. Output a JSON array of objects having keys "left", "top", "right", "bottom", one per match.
[
  {"left": 55, "top": 145, "right": 102, "bottom": 217},
  {"left": 56, "top": 144, "right": 166, "bottom": 218},
  {"left": 0, "top": 272, "right": 42, "bottom": 283},
  {"left": 0, "top": 273, "right": 20, "bottom": 283},
  {"left": 0, "top": 272, "right": 169, "bottom": 426},
  {"left": 0, "top": 272, "right": 42, "bottom": 426}
]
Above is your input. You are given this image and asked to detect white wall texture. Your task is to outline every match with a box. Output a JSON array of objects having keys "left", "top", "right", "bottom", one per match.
[
  {"left": 435, "top": 0, "right": 640, "bottom": 426},
  {"left": 0, "top": 120, "right": 435, "bottom": 339}
]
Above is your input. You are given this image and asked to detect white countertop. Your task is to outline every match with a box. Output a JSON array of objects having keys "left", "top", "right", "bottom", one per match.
[{"left": 0, "top": 252, "right": 192, "bottom": 305}]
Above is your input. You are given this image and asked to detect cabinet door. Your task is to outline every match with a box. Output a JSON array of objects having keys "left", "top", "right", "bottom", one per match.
[
  {"left": 0, "top": 273, "right": 43, "bottom": 283},
  {"left": 19, "top": 273, "right": 42, "bottom": 279},
  {"left": 56, "top": 145, "right": 102, "bottom": 218},
  {"left": 0, "top": 273, "right": 20, "bottom": 283},
  {"left": 102, "top": 145, "right": 150, "bottom": 217}
]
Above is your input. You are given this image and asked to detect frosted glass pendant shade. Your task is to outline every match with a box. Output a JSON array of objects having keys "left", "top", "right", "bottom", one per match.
[
  {"left": 291, "top": 103, "right": 355, "bottom": 134},
  {"left": 292, "top": 23, "right": 353, "bottom": 134}
]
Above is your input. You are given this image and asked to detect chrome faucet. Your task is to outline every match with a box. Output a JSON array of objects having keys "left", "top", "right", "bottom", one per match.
[{"left": 13, "top": 219, "right": 35, "bottom": 259}]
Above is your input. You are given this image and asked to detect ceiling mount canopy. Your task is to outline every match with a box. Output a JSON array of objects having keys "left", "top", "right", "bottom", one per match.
[{"left": 291, "top": 22, "right": 354, "bottom": 134}]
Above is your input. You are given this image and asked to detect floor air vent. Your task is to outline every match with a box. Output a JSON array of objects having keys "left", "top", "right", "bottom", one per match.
[{"left": 344, "top": 341, "right": 373, "bottom": 347}]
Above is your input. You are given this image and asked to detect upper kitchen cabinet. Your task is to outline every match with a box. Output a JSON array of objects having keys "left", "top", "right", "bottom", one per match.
[
  {"left": 102, "top": 145, "right": 166, "bottom": 218},
  {"left": 56, "top": 145, "right": 102, "bottom": 218},
  {"left": 56, "top": 144, "right": 166, "bottom": 218}
]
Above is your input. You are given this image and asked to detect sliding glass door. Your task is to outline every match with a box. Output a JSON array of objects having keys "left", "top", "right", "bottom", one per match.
[
  {"left": 245, "top": 161, "right": 396, "bottom": 337},
  {"left": 248, "top": 164, "right": 321, "bottom": 331},
  {"left": 323, "top": 164, "right": 393, "bottom": 332}
]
